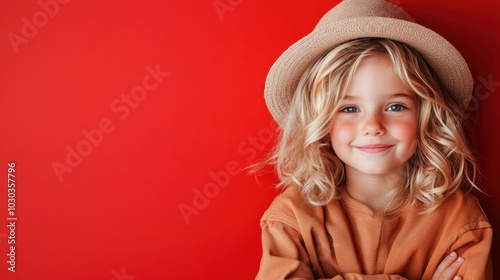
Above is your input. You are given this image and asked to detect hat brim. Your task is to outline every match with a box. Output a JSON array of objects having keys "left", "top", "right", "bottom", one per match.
[{"left": 265, "top": 17, "right": 473, "bottom": 126}]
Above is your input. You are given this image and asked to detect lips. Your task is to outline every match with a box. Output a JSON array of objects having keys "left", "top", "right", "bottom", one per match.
[{"left": 355, "top": 144, "right": 393, "bottom": 153}]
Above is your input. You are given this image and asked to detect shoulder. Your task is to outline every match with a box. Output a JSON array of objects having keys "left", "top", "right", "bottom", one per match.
[
  {"left": 426, "top": 191, "right": 493, "bottom": 267},
  {"left": 429, "top": 190, "right": 491, "bottom": 235},
  {"left": 436, "top": 190, "right": 489, "bottom": 221},
  {"left": 260, "top": 186, "right": 325, "bottom": 231}
]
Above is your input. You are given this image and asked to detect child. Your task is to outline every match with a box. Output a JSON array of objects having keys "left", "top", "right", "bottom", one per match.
[{"left": 256, "top": 0, "right": 492, "bottom": 279}]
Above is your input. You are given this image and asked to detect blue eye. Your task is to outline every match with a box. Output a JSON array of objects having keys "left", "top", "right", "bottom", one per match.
[
  {"left": 387, "top": 104, "right": 405, "bottom": 111},
  {"left": 340, "top": 106, "right": 359, "bottom": 113}
]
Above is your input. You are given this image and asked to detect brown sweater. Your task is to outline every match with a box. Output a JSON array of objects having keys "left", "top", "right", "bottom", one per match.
[{"left": 256, "top": 186, "right": 492, "bottom": 280}]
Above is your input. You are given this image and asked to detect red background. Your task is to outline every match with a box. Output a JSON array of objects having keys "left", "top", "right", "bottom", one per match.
[{"left": 0, "top": 0, "right": 499, "bottom": 279}]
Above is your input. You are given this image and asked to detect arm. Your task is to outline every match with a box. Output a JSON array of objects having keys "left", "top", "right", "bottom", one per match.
[
  {"left": 255, "top": 218, "right": 408, "bottom": 280},
  {"left": 255, "top": 218, "right": 316, "bottom": 279},
  {"left": 329, "top": 255, "right": 466, "bottom": 280},
  {"left": 421, "top": 220, "right": 492, "bottom": 280},
  {"left": 450, "top": 222, "right": 493, "bottom": 280}
]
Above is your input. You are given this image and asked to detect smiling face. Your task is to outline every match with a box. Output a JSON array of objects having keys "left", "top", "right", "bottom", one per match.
[{"left": 330, "top": 56, "right": 418, "bottom": 179}]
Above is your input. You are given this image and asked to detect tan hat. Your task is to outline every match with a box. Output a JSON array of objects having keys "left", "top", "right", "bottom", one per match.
[{"left": 265, "top": 0, "right": 473, "bottom": 126}]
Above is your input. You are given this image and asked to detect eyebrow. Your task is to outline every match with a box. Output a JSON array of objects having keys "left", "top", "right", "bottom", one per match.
[{"left": 342, "top": 93, "right": 414, "bottom": 100}]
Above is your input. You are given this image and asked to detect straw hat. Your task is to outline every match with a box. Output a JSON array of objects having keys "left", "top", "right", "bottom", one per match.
[{"left": 264, "top": 0, "right": 473, "bottom": 126}]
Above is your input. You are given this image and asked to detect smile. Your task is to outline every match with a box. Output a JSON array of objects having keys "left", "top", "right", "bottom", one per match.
[{"left": 355, "top": 144, "right": 393, "bottom": 153}]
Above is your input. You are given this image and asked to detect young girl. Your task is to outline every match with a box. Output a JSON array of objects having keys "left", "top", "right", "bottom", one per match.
[{"left": 256, "top": 0, "right": 492, "bottom": 279}]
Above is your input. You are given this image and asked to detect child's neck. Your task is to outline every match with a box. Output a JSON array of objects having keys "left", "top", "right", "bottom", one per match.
[{"left": 344, "top": 167, "right": 402, "bottom": 213}]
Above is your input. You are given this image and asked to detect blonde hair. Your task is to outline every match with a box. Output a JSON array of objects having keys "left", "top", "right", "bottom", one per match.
[{"left": 266, "top": 38, "right": 478, "bottom": 214}]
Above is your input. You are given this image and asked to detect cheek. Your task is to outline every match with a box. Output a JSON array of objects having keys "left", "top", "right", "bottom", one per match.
[
  {"left": 392, "top": 119, "right": 419, "bottom": 147},
  {"left": 330, "top": 121, "right": 356, "bottom": 147}
]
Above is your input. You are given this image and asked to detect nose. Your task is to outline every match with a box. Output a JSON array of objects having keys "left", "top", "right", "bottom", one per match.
[{"left": 362, "top": 113, "right": 385, "bottom": 136}]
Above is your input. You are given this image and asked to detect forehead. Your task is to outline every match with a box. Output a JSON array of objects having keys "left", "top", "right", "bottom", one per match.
[{"left": 343, "top": 56, "right": 414, "bottom": 98}]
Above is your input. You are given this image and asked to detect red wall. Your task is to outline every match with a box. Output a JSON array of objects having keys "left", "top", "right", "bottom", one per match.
[{"left": 0, "top": 0, "right": 498, "bottom": 279}]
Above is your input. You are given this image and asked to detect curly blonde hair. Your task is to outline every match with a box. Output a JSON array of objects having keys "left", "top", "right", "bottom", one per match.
[{"left": 266, "top": 38, "right": 478, "bottom": 214}]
